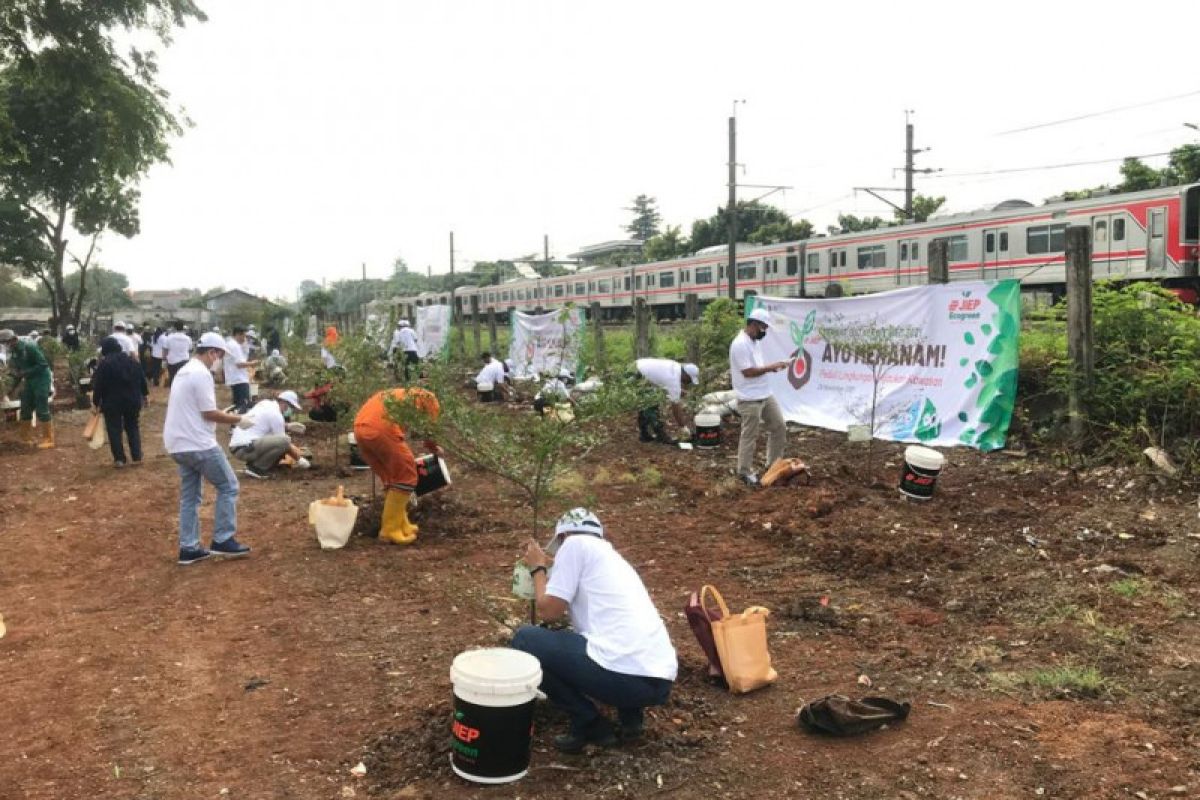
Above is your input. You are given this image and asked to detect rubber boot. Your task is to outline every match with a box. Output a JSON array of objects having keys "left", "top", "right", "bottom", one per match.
[
  {"left": 37, "top": 420, "right": 55, "bottom": 449},
  {"left": 21, "top": 420, "right": 35, "bottom": 447},
  {"left": 379, "top": 489, "right": 417, "bottom": 545}
]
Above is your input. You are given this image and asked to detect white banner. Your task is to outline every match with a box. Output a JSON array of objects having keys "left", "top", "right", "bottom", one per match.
[
  {"left": 508, "top": 307, "right": 585, "bottom": 379},
  {"left": 748, "top": 280, "right": 1020, "bottom": 451},
  {"left": 415, "top": 304, "right": 452, "bottom": 359}
]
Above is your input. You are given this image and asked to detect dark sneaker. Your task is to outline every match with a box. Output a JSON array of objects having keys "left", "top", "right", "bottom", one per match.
[
  {"left": 618, "top": 722, "right": 645, "bottom": 743},
  {"left": 210, "top": 537, "right": 251, "bottom": 558},
  {"left": 178, "top": 546, "right": 212, "bottom": 566},
  {"left": 554, "top": 721, "right": 617, "bottom": 754},
  {"left": 242, "top": 466, "right": 270, "bottom": 480}
]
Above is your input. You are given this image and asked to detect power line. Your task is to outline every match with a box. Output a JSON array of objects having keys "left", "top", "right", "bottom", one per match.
[
  {"left": 996, "top": 89, "right": 1200, "bottom": 135},
  {"left": 924, "top": 151, "right": 1174, "bottom": 180}
]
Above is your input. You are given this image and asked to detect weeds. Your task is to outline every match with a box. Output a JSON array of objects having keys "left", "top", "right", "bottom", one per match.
[
  {"left": 1110, "top": 577, "right": 1146, "bottom": 599},
  {"left": 989, "top": 664, "right": 1111, "bottom": 698}
]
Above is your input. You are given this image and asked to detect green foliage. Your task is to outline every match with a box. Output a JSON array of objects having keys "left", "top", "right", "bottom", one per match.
[
  {"left": 642, "top": 225, "right": 687, "bottom": 263},
  {"left": 1055, "top": 140, "right": 1200, "bottom": 200},
  {"left": 895, "top": 195, "right": 945, "bottom": 223},
  {"left": 386, "top": 360, "right": 654, "bottom": 539},
  {"left": 747, "top": 217, "right": 814, "bottom": 245},
  {"left": 0, "top": 264, "right": 43, "bottom": 306},
  {"left": 688, "top": 201, "right": 805, "bottom": 253},
  {"left": 624, "top": 194, "right": 661, "bottom": 241},
  {"left": 827, "top": 213, "right": 888, "bottom": 235},
  {"left": 1117, "top": 157, "right": 1162, "bottom": 192},
  {"left": 1110, "top": 578, "right": 1146, "bottom": 599},
  {"left": 300, "top": 289, "right": 334, "bottom": 320},
  {"left": 1022, "top": 283, "right": 1200, "bottom": 471}
]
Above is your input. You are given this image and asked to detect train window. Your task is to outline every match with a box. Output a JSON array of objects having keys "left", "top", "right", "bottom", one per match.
[
  {"left": 1026, "top": 224, "right": 1067, "bottom": 255},
  {"left": 1094, "top": 220, "right": 1108, "bottom": 244},
  {"left": 985, "top": 233, "right": 995, "bottom": 254},
  {"left": 999, "top": 232, "right": 1008, "bottom": 251},
  {"left": 786, "top": 255, "right": 798, "bottom": 275},
  {"left": 635, "top": 275, "right": 643, "bottom": 290},
  {"left": 623, "top": 276, "right": 631, "bottom": 291},
  {"left": 807, "top": 253, "right": 820, "bottom": 274},
  {"left": 719, "top": 265, "right": 725, "bottom": 279},
  {"left": 1113, "top": 218, "right": 1126, "bottom": 241},
  {"left": 695, "top": 267, "right": 712, "bottom": 284},
  {"left": 856, "top": 244, "right": 886, "bottom": 269},
  {"left": 912, "top": 243, "right": 919, "bottom": 260},
  {"left": 598, "top": 280, "right": 610, "bottom": 294},
  {"left": 646, "top": 274, "right": 656, "bottom": 288},
  {"left": 737, "top": 261, "right": 756, "bottom": 279},
  {"left": 659, "top": 271, "right": 675, "bottom": 288},
  {"left": 575, "top": 282, "right": 585, "bottom": 295},
  {"left": 554, "top": 284, "right": 564, "bottom": 297},
  {"left": 1187, "top": 187, "right": 1200, "bottom": 241},
  {"left": 934, "top": 235, "right": 968, "bottom": 262},
  {"left": 901, "top": 243, "right": 908, "bottom": 260}
]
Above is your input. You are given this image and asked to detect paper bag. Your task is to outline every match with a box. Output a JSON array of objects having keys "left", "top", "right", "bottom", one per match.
[
  {"left": 701, "top": 585, "right": 778, "bottom": 694},
  {"left": 88, "top": 419, "right": 107, "bottom": 450},
  {"left": 82, "top": 412, "right": 100, "bottom": 439},
  {"left": 685, "top": 586, "right": 725, "bottom": 680}
]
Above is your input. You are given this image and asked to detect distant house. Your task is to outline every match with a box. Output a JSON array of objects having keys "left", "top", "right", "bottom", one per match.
[
  {"left": 205, "top": 289, "right": 279, "bottom": 314},
  {"left": 568, "top": 239, "right": 644, "bottom": 268},
  {"left": 129, "top": 289, "right": 198, "bottom": 311}
]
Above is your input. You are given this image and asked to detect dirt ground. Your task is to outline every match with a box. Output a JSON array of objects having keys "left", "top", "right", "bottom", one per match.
[{"left": 2, "top": 384, "right": 1199, "bottom": 800}]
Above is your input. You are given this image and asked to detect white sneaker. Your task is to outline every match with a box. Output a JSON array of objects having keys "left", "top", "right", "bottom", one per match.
[{"left": 294, "top": 457, "right": 311, "bottom": 470}]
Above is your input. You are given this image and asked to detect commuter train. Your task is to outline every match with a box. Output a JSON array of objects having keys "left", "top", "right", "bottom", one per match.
[{"left": 397, "top": 183, "right": 1200, "bottom": 320}]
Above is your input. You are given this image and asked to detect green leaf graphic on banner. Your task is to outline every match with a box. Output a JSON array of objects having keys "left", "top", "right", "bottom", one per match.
[
  {"left": 790, "top": 321, "right": 805, "bottom": 346},
  {"left": 914, "top": 398, "right": 941, "bottom": 441},
  {"left": 969, "top": 281, "right": 1021, "bottom": 452},
  {"left": 801, "top": 309, "right": 816, "bottom": 338},
  {"left": 964, "top": 331, "right": 975, "bottom": 345}
]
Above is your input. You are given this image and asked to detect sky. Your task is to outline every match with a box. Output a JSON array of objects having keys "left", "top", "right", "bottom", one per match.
[{"left": 94, "top": 0, "right": 1200, "bottom": 299}]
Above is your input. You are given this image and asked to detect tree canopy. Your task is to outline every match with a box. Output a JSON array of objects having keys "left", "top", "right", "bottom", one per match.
[
  {"left": 624, "top": 194, "right": 661, "bottom": 241},
  {"left": 1056, "top": 141, "right": 1200, "bottom": 201}
]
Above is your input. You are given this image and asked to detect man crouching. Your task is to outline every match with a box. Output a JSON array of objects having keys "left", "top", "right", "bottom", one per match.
[{"left": 512, "top": 509, "right": 676, "bottom": 753}]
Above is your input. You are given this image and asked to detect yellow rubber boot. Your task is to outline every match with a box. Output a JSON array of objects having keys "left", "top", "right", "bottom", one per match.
[
  {"left": 21, "top": 420, "right": 35, "bottom": 447},
  {"left": 37, "top": 421, "right": 55, "bottom": 449},
  {"left": 379, "top": 490, "right": 417, "bottom": 545}
]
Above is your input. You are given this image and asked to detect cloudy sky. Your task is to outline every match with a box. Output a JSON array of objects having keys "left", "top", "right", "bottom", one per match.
[{"left": 96, "top": 0, "right": 1200, "bottom": 299}]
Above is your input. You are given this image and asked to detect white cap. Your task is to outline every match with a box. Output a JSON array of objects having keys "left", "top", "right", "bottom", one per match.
[
  {"left": 748, "top": 308, "right": 771, "bottom": 326},
  {"left": 211, "top": 326, "right": 221, "bottom": 332},
  {"left": 544, "top": 508, "right": 604, "bottom": 555},
  {"left": 113, "top": 321, "right": 126, "bottom": 330},
  {"left": 683, "top": 363, "right": 699, "bottom": 383},
  {"left": 197, "top": 332, "right": 226, "bottom": 350},
  {"left": 558, "top": 367, "right": 573, "bottom": 379},
  {"left": 271, "top": 349, "right": 281, "bottom": 357},
  {"left": 277, "top": 390, "right": 302, "bottom": 409},
  {"left": 399, "top": 319, "right": 410, "bottom": 327}
]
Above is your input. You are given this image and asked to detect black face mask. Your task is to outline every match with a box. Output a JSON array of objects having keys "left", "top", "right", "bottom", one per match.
[{"left": 753, "top": 327, "right": 768, "bottom": 341}]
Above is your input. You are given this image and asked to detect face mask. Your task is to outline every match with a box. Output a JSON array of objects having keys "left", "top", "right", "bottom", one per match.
[{"left": 754, "top": 327, "right": 768, "bottom": 341}]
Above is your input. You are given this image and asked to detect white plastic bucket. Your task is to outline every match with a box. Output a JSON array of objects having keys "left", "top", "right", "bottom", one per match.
[
  {"left": 694, "top": 413, "right": 721, "bottom": 448},
  {"left": 450, "top": 648, "right": 542, "bottom": 784},
  {"left": 899, "top": 446, "right": 945, "bottom": 500}
]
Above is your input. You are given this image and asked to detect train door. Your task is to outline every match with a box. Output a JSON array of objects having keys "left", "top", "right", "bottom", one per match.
[
  {"left": 1090, "top": 214, "right": 1127, "bottom": 275},
  {"left": 897, "top": 239, "right": 919, "bottom": 284},
  {"left": 982, "top": 228, "right": 1010, "bottom": 279},
  {"left": 1147, "top": 207, "right": 1167, "bottom": 271}
]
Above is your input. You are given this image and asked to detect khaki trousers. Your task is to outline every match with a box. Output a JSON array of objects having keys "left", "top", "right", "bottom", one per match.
[{"left": 736, "top": 395, "right": 786, "bottom": 476}]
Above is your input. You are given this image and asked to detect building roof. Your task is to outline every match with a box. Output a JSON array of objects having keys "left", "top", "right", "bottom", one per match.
[{"left": 568, "top": 239, "right": 645, "bottom": 259}]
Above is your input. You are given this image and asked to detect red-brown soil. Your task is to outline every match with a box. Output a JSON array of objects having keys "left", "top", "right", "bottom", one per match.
[{"left": 2, "top": 389, "right": 1198, "bottom": 799}]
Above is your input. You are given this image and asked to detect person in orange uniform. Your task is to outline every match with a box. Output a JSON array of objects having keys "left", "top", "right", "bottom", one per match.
[{"left": 352, "top": 387, "right": 441, "bottom": 544}]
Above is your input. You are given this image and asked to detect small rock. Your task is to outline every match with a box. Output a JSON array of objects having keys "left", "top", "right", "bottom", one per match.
[
  {"left": 349, "top": 762, "right": 366, "bottom": 777},
  {"left": 340, "top": 787, "right": 356, "bottom": 798},
  {"left": 857, "top": 674, "right": 873, "bottom": 688}
]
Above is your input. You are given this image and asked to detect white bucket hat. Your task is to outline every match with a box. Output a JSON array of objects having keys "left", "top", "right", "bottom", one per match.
[
  {"left": 277, "top": 390, "right": 302, "bottom": 410},
  {"left": 748, "top": 308, "right": 771, "bottom": 326},
  {"left": 197, "top": 332, "right": 226, "bottom": 350},
  {"left": 544, "top": 508, "right": 604, "bottom": 555},
  {"left": 682, "top": 362, "right": 699, "bottom": 383}
]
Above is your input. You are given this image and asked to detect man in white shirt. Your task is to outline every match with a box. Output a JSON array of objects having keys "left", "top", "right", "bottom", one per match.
[
  {"left": 474, "top": 352, "right": 507, "bottom": 402},
  {"left": 162, "top": 321, "right": 193, "bottom": 385},
  {"left": 149, "top": 327, "right": 165, "bottom": 386},
  {"left": 729, "top": 307, "right": 789, "bottom": 486},
  {"left": 223, "top": 326, "right": 259, "bottom": 413},
  {"left": 634, "top": 358, "right": 699, "bottom": 444},
  {"left": 111, "top": 321, "right": 137, "bottom": 358},
  {"left": 515, "top": 508, "right": 677, "bottom": 754},
  {"left": 163, "top": 332, "right": 252, "bottom": 565},
  {"left": 533, "top": 369, "right": 576, "bottom": 416},
  {"left": 230, "top": 390, "right": 310, "bottom": 478},
  {"left": 390, "top": 319, "right": 420, "bottom": 380}
]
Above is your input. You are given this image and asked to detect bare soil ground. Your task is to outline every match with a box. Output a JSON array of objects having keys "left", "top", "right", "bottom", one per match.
[{"left": 2, "top": 385, "right": 1199, "bottom": 799}]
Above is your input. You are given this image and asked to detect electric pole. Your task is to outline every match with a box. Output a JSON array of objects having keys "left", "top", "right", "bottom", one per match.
[
  {"left": 727, "top": 113, "right": 738, "bottom": 300},
  {"left": 449, "top": 231, "right": 455, "bottom": 276},
  {"left": 904, "top": 116, "right": 915, "bottom": 220}
]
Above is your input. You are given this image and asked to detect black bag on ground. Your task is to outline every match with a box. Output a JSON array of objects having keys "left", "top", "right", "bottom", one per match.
[{"left": 797, "top": 695, "right": 910, "bottom": 736}]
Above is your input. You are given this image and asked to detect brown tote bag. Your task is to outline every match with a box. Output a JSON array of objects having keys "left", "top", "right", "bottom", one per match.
[
  {"left": 701, "top": 585, "right": 778, "bottom": 694},
  {"left": 82, "top": 411, "right": 100, "bottom": 439}
]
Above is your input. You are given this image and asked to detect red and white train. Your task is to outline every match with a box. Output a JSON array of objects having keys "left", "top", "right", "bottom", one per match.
[{"left": 400, "top": 182, "right": 1200, "bottom": 319}]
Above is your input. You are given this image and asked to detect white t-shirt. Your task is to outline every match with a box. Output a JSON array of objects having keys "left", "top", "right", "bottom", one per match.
[
  {"left": 223, "top": 338, "right": 250, "bottom": 386},
  {"left": 163, "top": 359, "right": 220, "bottom": 453},
  {"left": 536, "top": 378, "right": 569, "bottom": 402},
  {"left": 399, "top": 327, "right": 418, "bottom": 352},
  {"left": 636, "top": 358, "right": 684, "bottom": 402},
  {"left": 164, "top": 332, "right": 193, "bottom": 365},
  {"left": 150, "top": 334, "right": 164, "bottom": 359},
  {"left": 545, "top": 535, "right": 677, "bottom": 681},
  {"left": 112, "top": 332, "right": 136, "bottom": 356},
  {"left": 475, "top": 358, "right": 506, "bottom": 386},
  {"left": 729, "top": 330, "right": 769, "bottom": 402},
  {"left": 131, "top": 333, "right": 143, "bottom": 348},
  {"left": 230, "top": 398, "right": 285, "bottom": 449}
]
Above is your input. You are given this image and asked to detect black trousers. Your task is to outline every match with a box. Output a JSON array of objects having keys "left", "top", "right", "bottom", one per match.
[
  {"left": 166, "top": 361, "right": 185, "bottom": 384},
  {"left": 637, "top": 406, "right": 669, "bottom": 442},
  {"left": 149, "top": 357, "right": 163, "bottom": 385},
  {"left": 230, "top": 382, "right": 252, "bottom": 413},
  {"left": 403, "top": 351, "right": 419, "bottom": 381},
  {"left": 103, "top": 405, "right": 142, "bottom": 464}
]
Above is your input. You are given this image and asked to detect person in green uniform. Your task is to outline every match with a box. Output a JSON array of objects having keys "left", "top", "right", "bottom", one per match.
[{"left": 0, "top": 329, "right": 54, "bottom": 448}]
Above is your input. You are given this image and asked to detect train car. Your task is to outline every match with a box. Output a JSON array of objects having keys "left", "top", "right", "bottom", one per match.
[{"left": 395, "top": 182, "right": 1200, "bottom": 321}]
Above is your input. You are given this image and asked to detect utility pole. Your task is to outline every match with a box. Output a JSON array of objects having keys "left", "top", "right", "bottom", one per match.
[
  {"left": 449, "top": 231, "right": 455, "bottom": 276},
  {"left": 854, "top": 111, "right": 939, "bottom": 222},
  {"left": 727, "top": 112, "right": 738, "bottom": 301}
]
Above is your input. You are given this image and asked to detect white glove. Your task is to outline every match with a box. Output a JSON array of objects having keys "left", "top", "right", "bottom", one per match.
[
  {"left": 236, "top": 415, "right": 255, "bottom": 429},
  {"left": 294, "top": 457, "right": 311, "bottom": 470},
  {"left": 286, "top": 422, "right": 306, "bottom": 435}
]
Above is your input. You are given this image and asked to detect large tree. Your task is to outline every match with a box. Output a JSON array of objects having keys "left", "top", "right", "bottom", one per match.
[
  {"left": 624, "top": 194, "right": 661, "bottom": 241},
  {"left": 688, "top": 200, "right": 805, "bottom": 253},
  {"left": 895, "top": 194, "right": 945, "bottom": 224},
  {"left": 0, "top": 1, "right": 204, "bottom": 334}
]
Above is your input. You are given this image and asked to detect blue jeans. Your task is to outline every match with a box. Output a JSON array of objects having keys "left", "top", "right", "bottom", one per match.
[
  {"left": 171, "top": 447, "right": 239, "bottom": 550},
  {"left": 512, "top": 625, "right": 673, "bottom": 735}
]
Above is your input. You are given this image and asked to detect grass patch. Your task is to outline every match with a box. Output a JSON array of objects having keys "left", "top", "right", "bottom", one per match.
[
  {"left": 638, "top": 466, "right": 664, "bottom": 487},
  {"left": 552, "top": 469, "right": 586, "bottom": 496},
  {"left": 1110, "top": 577, "right": 1146, "bottom": 599},
  {"left": 989, "top": 664, "right": 1110, "bottom": 698}
]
